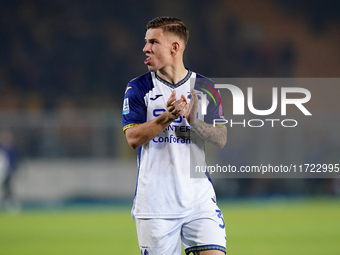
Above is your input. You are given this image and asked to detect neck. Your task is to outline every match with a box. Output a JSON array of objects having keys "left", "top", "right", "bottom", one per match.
[{"left": 156, "top": 62, "right": 187, "bottom": 85}]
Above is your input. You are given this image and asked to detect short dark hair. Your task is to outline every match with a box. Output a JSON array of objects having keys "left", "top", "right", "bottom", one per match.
[{"left": 146, "top": 17, "right": 189, "bottom": 45}]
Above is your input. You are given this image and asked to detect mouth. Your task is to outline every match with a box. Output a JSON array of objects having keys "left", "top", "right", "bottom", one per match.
[{"left": 144, "top": 56, "right": 151, "bottom": 65}]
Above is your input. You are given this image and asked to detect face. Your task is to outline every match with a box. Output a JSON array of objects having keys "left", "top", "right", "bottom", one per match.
[{"left": 143, "top": 28, "right": 173, "bottom": 72}]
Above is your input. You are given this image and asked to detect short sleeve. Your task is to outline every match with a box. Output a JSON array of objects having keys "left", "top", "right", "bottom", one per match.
[
  {"left": 122, "top": 82, "right": 147, "bottom": 134},
  {"left": 122, "top": 73, "right": 154, "bottom": 134},
  {"left": 194, "top": 75, "right": 227, "bottom": 129}
]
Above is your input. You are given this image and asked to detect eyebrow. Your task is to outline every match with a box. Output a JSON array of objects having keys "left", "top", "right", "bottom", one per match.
[{"left": 145, "top": 38, "right": 159, "bottom": 42}]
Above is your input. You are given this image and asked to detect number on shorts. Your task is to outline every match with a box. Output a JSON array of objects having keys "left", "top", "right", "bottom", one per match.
[{"left": 215, "top": 209, "right": 225, "bottom": 229}]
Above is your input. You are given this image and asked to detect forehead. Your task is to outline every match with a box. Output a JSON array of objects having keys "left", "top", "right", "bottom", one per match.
[{"left": 145, "top": 28, "right": 167, "bottom": 40}]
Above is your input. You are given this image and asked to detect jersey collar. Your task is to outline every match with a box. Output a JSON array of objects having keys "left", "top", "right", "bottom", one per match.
[{"left": 155, "top": 69, "right": 192, "bottom": 89}]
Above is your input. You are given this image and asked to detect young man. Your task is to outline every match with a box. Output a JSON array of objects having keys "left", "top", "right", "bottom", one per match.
[{"left": 122, "top": 17, "right": 227, "bottom": 255}]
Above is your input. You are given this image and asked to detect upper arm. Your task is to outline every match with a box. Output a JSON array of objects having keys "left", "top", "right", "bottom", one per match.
[
  {"left": 122, "top": 82, "right": 147, "bottom": 135},
  {"left": 204, "top": 89, "right": 227, "bottom": 131},
  {"left": 197, "top": 77, "right": 227, "bottom": 148},
  {"left": 218, "top": 124, "right": 228, "bottom": 145},
  {"left": 124, "top": 125, "right": 140, "bottom": 149}
]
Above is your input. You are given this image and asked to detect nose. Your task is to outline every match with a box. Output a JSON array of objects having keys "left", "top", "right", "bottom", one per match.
[{"left": 143, "top": 42, "right": 151, "bottom": 53}]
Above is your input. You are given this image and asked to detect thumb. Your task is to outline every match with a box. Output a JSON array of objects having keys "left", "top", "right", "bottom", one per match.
[
  {"left": 167, "top": 89, "right": 177, "bottom": 107},
  {"left": 171, "top": 89, "right": 176, "bottom": 97}
]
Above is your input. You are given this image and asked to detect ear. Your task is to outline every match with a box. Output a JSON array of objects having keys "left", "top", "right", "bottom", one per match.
[{"left": 171, "top": 41, "right": 180, "bottom": 55}]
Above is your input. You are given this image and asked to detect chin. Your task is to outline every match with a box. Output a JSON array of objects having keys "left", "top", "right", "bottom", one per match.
[{"left": 147, "top": 65, "right": 158, "bottom": 72}]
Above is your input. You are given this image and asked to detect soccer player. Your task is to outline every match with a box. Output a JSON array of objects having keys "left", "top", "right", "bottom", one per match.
[
  {"left": 122, "top": 17, "right": 227, "bottom": 255},
  {"left": 0, "top": 130, "right": 19, "bottom": 211}
]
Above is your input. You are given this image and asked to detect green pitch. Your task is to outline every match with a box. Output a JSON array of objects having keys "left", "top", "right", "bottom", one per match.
[{"left": 0, "top": 198, "right": 339, "bottom": 255}]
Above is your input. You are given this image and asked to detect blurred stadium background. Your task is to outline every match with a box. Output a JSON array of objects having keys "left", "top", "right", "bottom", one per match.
[{"left": 0, "top": 0, "right": 339, "bottom": 254}]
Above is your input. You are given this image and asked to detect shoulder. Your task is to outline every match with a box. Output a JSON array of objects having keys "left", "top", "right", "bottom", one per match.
[
  {"left": 194, "top": 72, "right": 216, "bottom": 88},
  {"left": 124, "top": 72, "right": 155, "bottom": 100},
  {"left": 129, "top": 72, "right": 151, "bottom": 84},
  {"left": 193, "top": 72, "right": 222, "bottom": 106},
  {"left": 127, "top": 73, "right": 154, "bottom": 91}
]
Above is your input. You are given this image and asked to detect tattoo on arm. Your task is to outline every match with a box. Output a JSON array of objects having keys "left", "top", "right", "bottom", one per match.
[{"left": 191, "top": 120, "right": 227, "bottom": 149}]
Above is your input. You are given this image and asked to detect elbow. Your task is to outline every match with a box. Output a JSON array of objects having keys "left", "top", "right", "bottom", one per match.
[
  {"left": 217, "top": 144, "right": 224, "bottom": 149},
  {"left": 125, "top": 128, "right": 141, "bottom": 149},
  {"left": 217, "top": 140, "right": 226, "bottom": 149},
  {"left": 130, "top": 143, "right": 139, "bottom": 150},
  {"left": 127, "top": 139, "right": 140, "bottom": 149},
  {"left": 217, "top": 132, "right": 227, "bottom": 149},
  {"left": 126, "top": 133, "right": 145, "bottom": 149}
]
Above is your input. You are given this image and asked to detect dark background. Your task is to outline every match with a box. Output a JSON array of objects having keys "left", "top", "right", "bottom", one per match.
[
  {"left": 0, "top": 0, "right": 339, "bottom": 201},
  {"left": 1, "top": 0, "right": 339, "bottom": 111}
]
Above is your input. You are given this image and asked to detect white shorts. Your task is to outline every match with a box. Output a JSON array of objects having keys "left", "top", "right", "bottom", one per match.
[{"left": 136, "top": 198, "right": 226, "bottom": 255}]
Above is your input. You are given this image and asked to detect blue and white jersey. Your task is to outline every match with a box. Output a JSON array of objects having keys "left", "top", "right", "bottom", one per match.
[{"left": 122, "top": 70, "right": 226, "bottom": 219}]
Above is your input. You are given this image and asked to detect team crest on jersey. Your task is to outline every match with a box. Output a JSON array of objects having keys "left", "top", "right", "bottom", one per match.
[{"left": 122, "top": 98, "right": 130, "bottom": 115}]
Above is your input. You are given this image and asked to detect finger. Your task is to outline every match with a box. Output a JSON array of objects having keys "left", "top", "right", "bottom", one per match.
[
  {"left": 172, "top": 102, "right": 184, "bottom": 113},
  {"left": 167, "top": 90, "right": 177, "bottom": 106},
  {"left": 169, "top": 103, "right": 183, "bottom": 114},
  {"left": 168, "top": 105, "right": 176, "bottom": 112},
  {"left": 170, "top": 110, "right": 180, "bottom": 119},
  {"left": 172, "top": 103, "right": 188, "bottom": 118},
  {"left": 169, "top": 89, "right": 176, "bottom": 99},
  {"left": 191, "top": 89, "right": 198, "bottom": 101},
  {"left": 172, "top": 104, "right": 182, "bottom": 114},
  {"left": 167, "top": 97, "right": 176, "bottom": 107},
  {"left": 172, "top": 98, "right": 184, "bottom": 108},
  {"left": 175, "top": 99, "right": 188, "bottom": 111},
  {"left": 177, "top": 107, "right": 186, "bottom": 116},
  {"left": 190, "top": 89, "right": 198, "bottom": 104},
  {"left": 167, "top": 99, "right": 175, "bottom": 108},
  {"left": 190, "top": 90, "right": 199, "bottom": 108},
  {"left": 172, "top": 110, "right": 180, "bottom": 116},
  {"left": 181, "top": 94, "right": 187, "bottom": 102}
]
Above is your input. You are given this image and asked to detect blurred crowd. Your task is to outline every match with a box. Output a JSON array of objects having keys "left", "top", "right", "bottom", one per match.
[
  {"left": 0, "top": 0, "right": 303, "bottom": 111},
  {"left": 1, "top": 0, "right": 339, "bottom": 112},
  {"left": 0, "top": 0, "right": 149, "bottom": 111},
  {"left": 276, "top": 0, "right": 340, "bottom": 34}
]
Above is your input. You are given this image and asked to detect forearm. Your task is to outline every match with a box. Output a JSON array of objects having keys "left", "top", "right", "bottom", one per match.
[
  {"left": 125, "top": 112, "right": 173, "bottom": 149},
  {"left": 190, "top": 119, "right": 227, "bottom": 149}
]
